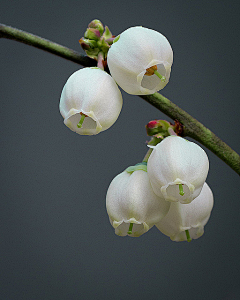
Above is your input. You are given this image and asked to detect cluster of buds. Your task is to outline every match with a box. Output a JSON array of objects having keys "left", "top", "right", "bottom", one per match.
[
  {"left": 79, "top": 19, "right": 115, "bottom": 69},
  {"left": 146, "top": 119, "right": 183, "bottom": 139},
  {"left": 106, "top": 135, "right": 213, "bottom": 242}
]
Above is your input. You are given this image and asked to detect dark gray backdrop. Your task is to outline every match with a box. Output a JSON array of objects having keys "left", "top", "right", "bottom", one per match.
[{"left": 1, "top": 1, "right": 240, "bottom": 299}]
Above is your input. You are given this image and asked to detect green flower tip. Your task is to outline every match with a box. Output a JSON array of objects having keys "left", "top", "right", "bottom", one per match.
[
  {"left": 154, "top": 70, "right": 166, "bottom": 82},
  {"left": 185, "top": 230, "right": 192, "bottom": 242},
  {"left": 77, "top": 114, "right": 86, "bottom": 128},
  {"left": 127, "top": 223, "right": 134, "bottom": 235},
  {"left": 179, "top": 184, "right": 185, "bottom": 196}
]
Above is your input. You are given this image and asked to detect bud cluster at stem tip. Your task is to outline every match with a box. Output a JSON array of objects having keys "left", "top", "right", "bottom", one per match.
[
  {"left": 146, "top": 119, "right": 183, "bottom": 139},
  {"left": 79, "top": 19, "right": 115, "bottom": 68}
]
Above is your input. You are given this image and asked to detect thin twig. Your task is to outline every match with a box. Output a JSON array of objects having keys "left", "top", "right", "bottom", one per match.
[{"left": 0, "top": 23, "right": 96, "bottom": 67}]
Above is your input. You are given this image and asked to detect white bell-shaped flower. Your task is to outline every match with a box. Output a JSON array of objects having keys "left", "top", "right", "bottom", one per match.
[
  {"left": 147, "top": 136, "right": 209, "bottom": 204},
  {"left": 107, "top": 26, "right": 173, "bottom": 95},
  {"left": 155, "top": 182, "right": 214, "bottom": 242},
  {"left": 59, "top": 67, "right": 123, "bottom": 135},
  {"left": 106, "top": 167, "right": 170, "bottom": 237}
]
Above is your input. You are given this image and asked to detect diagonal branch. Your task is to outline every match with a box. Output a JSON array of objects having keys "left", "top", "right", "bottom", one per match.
[
  {"left": 0, "top": 23, "right": 96, "bottom": 67},
  {"left": 141, "top": 93, "right": 240, "bottom": 175},
  {"left": 1, "top": 23, "right": 239, "bottom": 175}
]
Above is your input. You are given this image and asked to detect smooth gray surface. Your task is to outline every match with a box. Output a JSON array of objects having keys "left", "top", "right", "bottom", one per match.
[{"left": 1, "top": 1, "right": 240, "bottom": 299}]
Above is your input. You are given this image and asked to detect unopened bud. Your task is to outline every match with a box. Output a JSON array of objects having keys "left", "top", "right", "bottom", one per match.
[
  {"left": 84, "top": 28, "right": 101, "bottom": 41},
  {"left": 79, "top": 38, "right": 97, "bottom": 50},
  {"left": 146, "top": 120, "right": 174, "bottom": 138},
  {"left": 88, "top": 19, "right": 104, "bottom": 35}
]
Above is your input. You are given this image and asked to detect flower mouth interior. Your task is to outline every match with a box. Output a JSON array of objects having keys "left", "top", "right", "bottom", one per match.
[
  {"left": 141, "top": 63, "right": 166, "bottom": 90},
  {"left": 166, "top": 184, "right": 191, "bottom": 202},
  {"left": 68, "top": 113, "right": 97, "bottom": 131},
  {"left": 115, "top": 222, "right": 144, "bottom": 237}
]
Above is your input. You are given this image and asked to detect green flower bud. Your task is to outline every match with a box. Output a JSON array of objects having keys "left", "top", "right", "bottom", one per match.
[
  {"left": 84, "top": 28, "right": 101, "bottom": 41},
  {"left": 79, "top": 38, "right": 97, "bottom": 51},
  {"left": 146, "top": 120, "right": 175, "bottom": 138},
  {"left": 88, "top": 19, "right": 104, "bottom": 35}
]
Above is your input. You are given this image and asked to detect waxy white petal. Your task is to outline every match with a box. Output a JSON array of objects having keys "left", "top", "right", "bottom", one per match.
[
  {"left": 106, "top": 169, "right": 170, "bottom": 237},
  {"left": 155, "top": 182, "right": 214, "bottom": 241},
  {"left": 147, "top": 136, "right": 209, "bottom": 203},
  {"left": 107, "top": 26, "right": 173, "bottom": 95},
  {"left": 59, "top": 67, "right": 123, "bottom": 135}
]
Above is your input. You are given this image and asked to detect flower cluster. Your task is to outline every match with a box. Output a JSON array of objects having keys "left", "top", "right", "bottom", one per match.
[
  {"left": 59, "top": 20, "right": 173, "bottom": 135},
  {"left": 59, "top": 20, "right": 214, "bottom": 242},
  {"left": 106, "top": 136, "right": 213, "bottom": 242}
]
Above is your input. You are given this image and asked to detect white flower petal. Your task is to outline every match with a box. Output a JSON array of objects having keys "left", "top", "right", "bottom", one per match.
[
  {"left": 59, "top": 67, "right": 123, "bottom": 135},
  {"left": 107, "top": 26, "right": 173, "bottom": 95},
  {"left": 147, "top": 136, "right": 209, "bottom": 203},
  {"left": 106, "top": 169, "right": 170, "bottom": 237},
  {"left": 155, "top": 182, "right": 214, "bottom": 241}
]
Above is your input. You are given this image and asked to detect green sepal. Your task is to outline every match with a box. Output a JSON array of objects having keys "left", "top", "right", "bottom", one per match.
[
  {"left": 97, "top": 37, "right": 110, "bottom": 54},
  {"left": 85, "top": 48, "right": 100, "bottom": 60},
  {"left": 125, "top": 162, "right": 147, "bottom": 174},
  {"left": 103, "top": 26, "right": 113, "bottom": 40},
  {"left": 113, "top": 35, "right": 120, "bottom": 43}
]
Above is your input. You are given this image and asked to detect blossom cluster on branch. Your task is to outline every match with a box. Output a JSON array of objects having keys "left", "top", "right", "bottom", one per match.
[
  {"left": 1, "top": 22, "right": 239, "bottom": 174},
  {"left": 59, "top": 20, "right": 214, "bottom": 242},
  {"left": 106, "top": 136, "right": 213, "bottom": 241}
]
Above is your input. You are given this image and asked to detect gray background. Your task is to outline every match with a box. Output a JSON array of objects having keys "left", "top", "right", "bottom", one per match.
[{"left": 1, "top": 1, "right": 240, "bottom": 299}]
